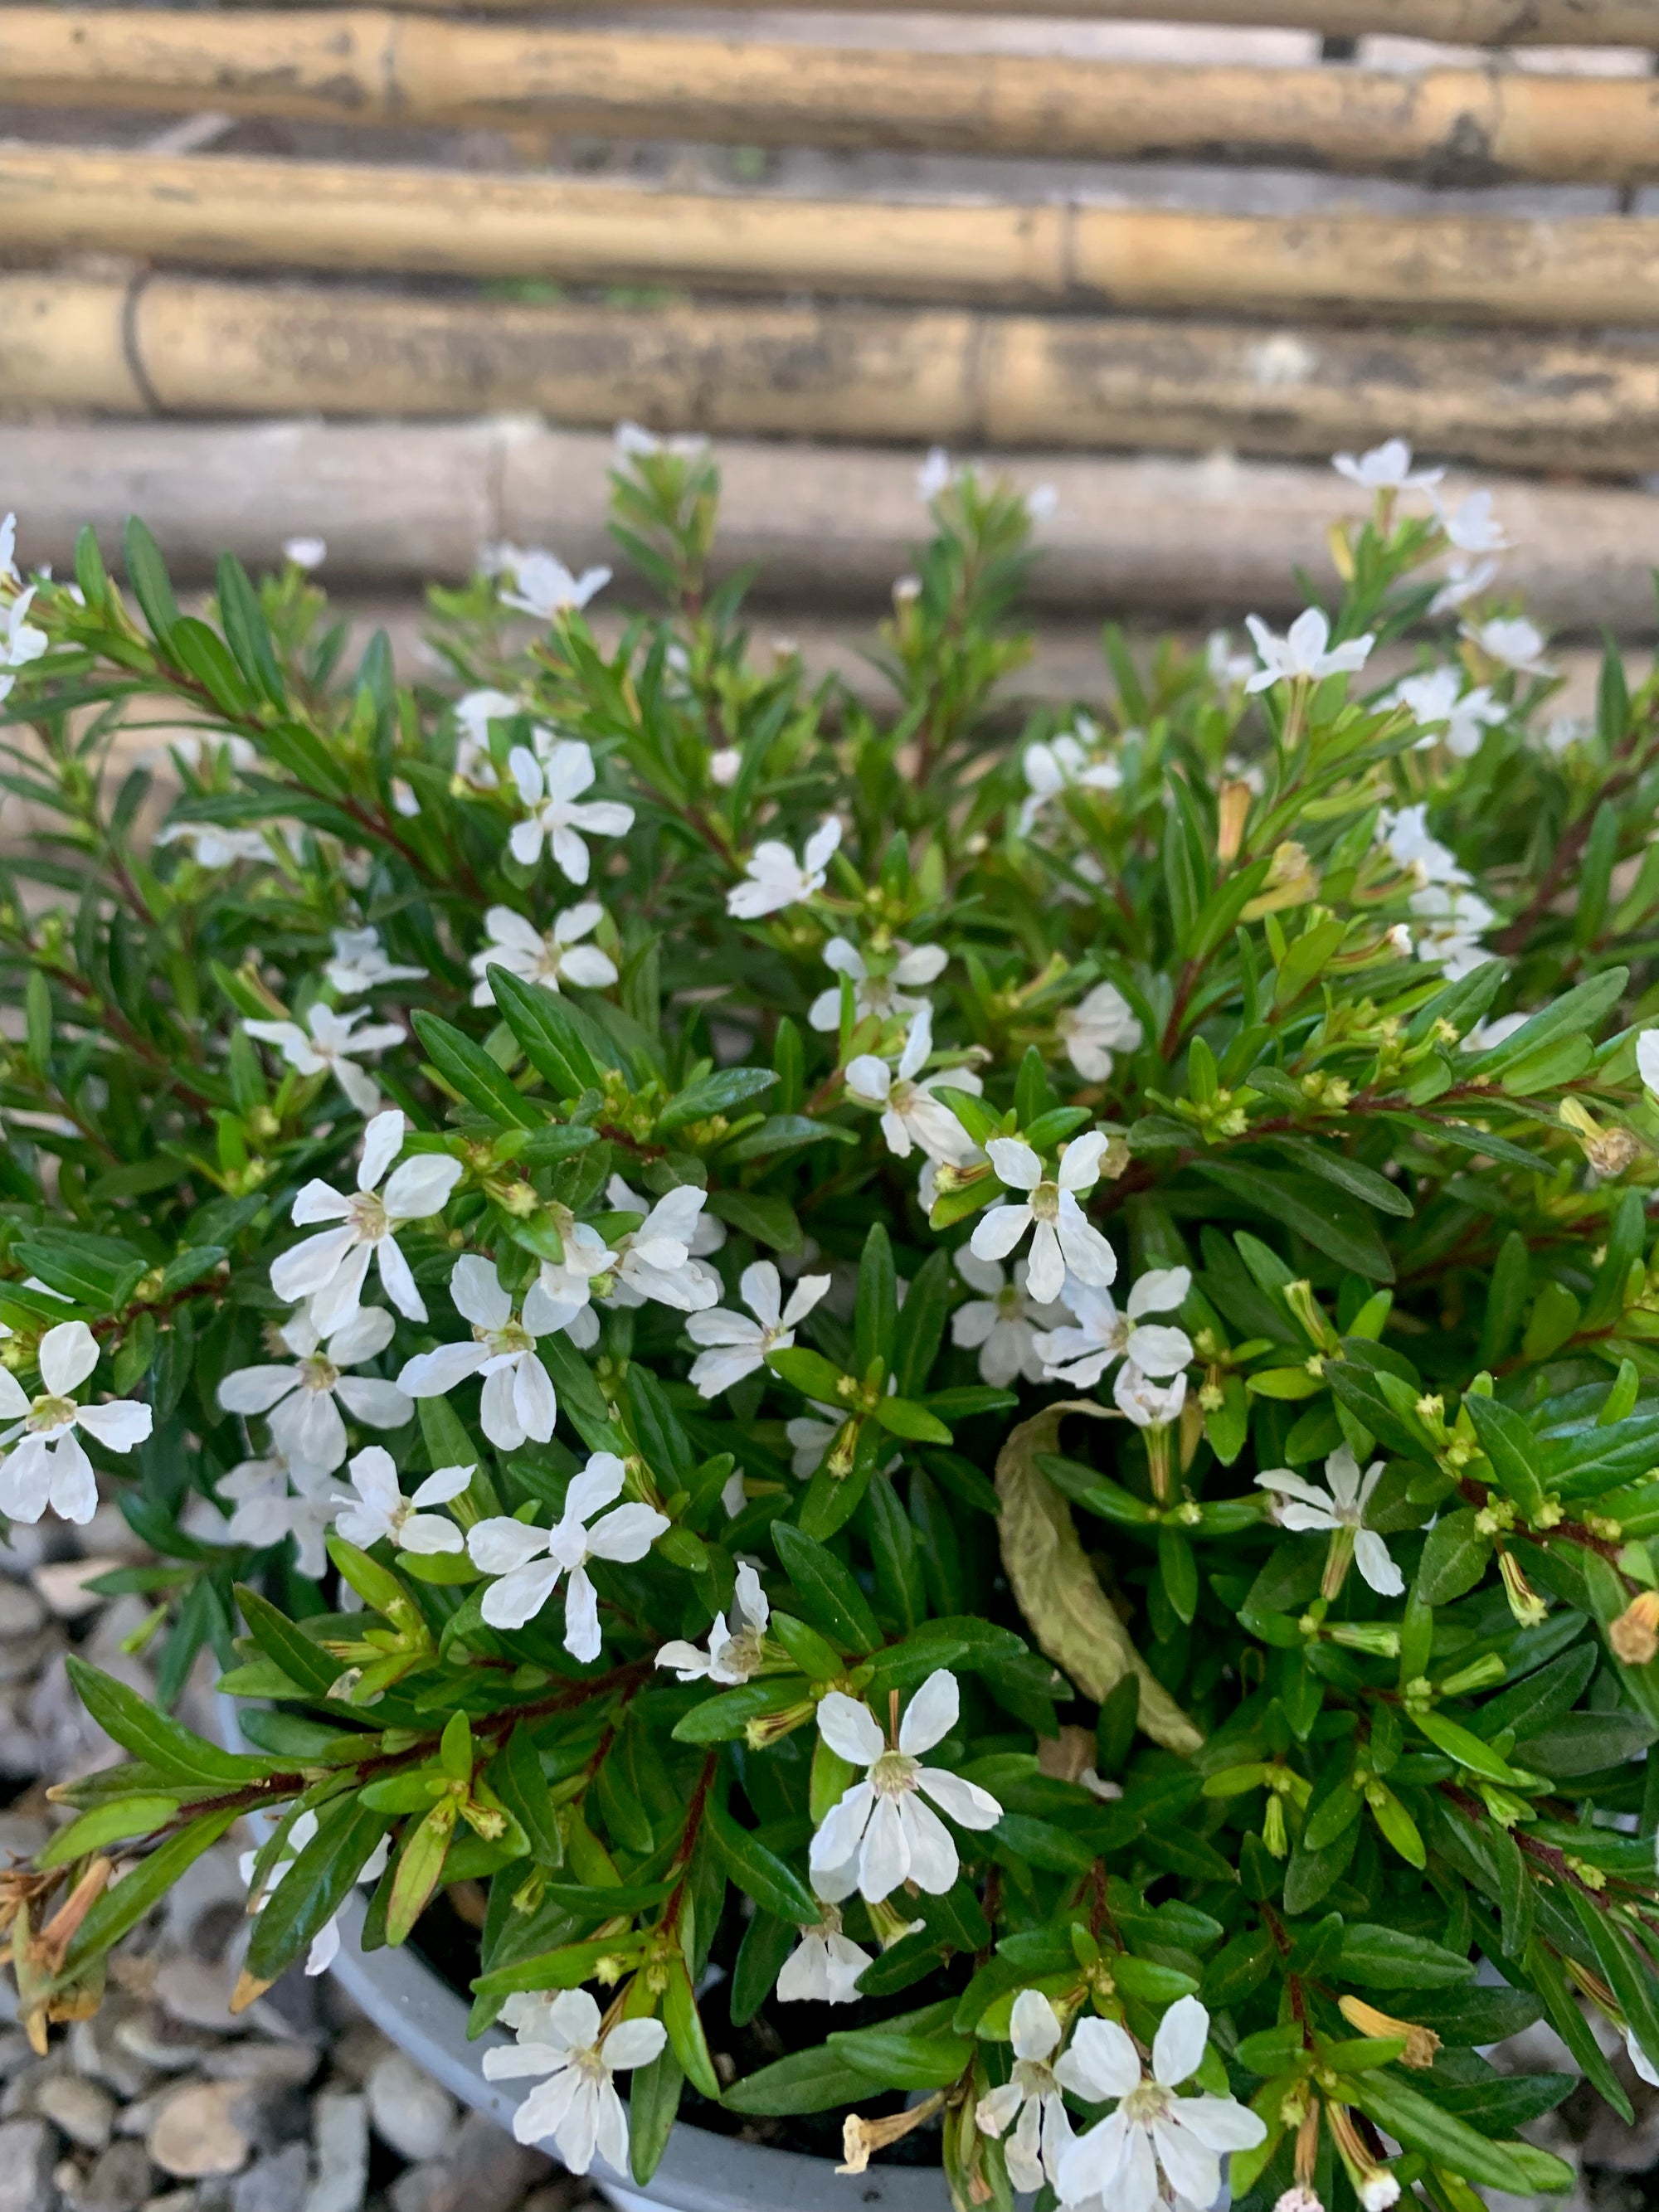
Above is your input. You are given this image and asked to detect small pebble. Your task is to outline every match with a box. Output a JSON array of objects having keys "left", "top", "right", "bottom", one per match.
[
  {"left": 366, "top": 2051, "right": 455, "bottom": 2165},
  {"left": 230, "top": 2144, "right": 309, "bottom": 2212},
  {"left": 31, "top": 1559, "right": 123, "bottom": 1621},
  {"left": 37, "top": 2072, "right": 118, "bottom": 2151},
  {"left": 0, "top": 1581, "right": 47, "bottom": 1638},
  {"left": 113, "top": 2015, "right": 211, "bottom": 2075},
  {"left": 140, "top": 2194, "right": 199, "bottom": 2212},
  {"left": 0, "top": 2115, "right": 59, "bottom": 2212},
  {"left": 75, "top": 2140, "right": 157, "bottom": 2212},
  {"left": 303, "top": 2092, "right": 367, "bottom": 2212},
  {"left": 148, "top": 2083, "right": 251, "bottom": 2180},
  {"left": 152, "top": 1961, "right": 245, "bottom": 2038}
]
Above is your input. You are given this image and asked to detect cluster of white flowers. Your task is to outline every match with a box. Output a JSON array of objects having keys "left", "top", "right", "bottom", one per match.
[
  {"left": 1019, "top": 722, "right": 1123, "bottom": 834},
  {"left": 0, "top": 513, "right": 47, "bottom": 707},
  {"left": 1376, "top": 803, "right": 1494, "bottom": 980}
]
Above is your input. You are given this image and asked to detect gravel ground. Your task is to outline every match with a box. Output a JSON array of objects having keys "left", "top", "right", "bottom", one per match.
[
  {"left": 0, "top": 1508, "right": 602, "bottom": 2212},
  {"left": 5, "top": 1509, "right": 1659, "bottom": 2212}
]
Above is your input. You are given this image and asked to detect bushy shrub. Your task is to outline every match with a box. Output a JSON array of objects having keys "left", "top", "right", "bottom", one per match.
[{"left": 2, "top": 440, "right": 1658, "bottom": 2212}]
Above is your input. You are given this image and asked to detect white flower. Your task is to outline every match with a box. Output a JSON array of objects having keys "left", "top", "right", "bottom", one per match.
[
  {"left": 1244, "top": 609, "right": 1374, "bottom": 693},
  {"left": 1627, "top": 2029, "right": 1659, "bottom": 2088},
  {"left": 1057, "top": 981, "right": 1142, "bottom": 1083},
  {"left": 708, "top": 745, "right": 742, "bottom": 786},
  {"left": 809, "top": 1669, "right": 1002, "bottom": 1904},
  {"left": 1408, "top": 882, "right": 1496, "bottom": 980},
  {"left": 1113, "top": 1364, "right": 1188, "bottom": 1429},
  {"left": 467, "top": 1452, "right": 669, "bottom": 1656},
  {"left": 1437, "top": 489, "right": 1506, "bottom": 556},
  {"left": 1638, "top": 1033, "right": 1659, "bottom": 1099},
  {"left": 1541, "top": 714, "right": 1587, "bottom": 756},
  {"left": 608, "top": 1173, "right": 725, "bottom": 1259},
  {"left": 1257, "top": 1446, "right": 1404, "bottom": 1596},
  {"left": 324, "top": 928, "right": 426, "bottom": 997},
  {"left": 1462, "top": 615, "right": 1556, "bottom": 678},
  {"left": 1025, "top": 483, "right": 1058, "bottom": 523},
  {"left": 845, "top": 1009, "right": 982, "bottom": 1164},
  {"left": 0, "top": 1321, "right": 153, "bottom": 1527},
  {"left": 219, "top": 1305, "right": 412, "bottom": 1475},
  {"left": 1377, "top": 803, "right": 1469, "bottom": 889},
  {"left": 282, "top": 536, "right": 327, "bottom": 571},
  {"left": 685, "top": 1262, "right": 832, "bottom": 1398},
  {"left": 951, "top": 1251, "right": 1067, "bottom": 1388},
  {"left": 975, "top": 1990, "right": 1074, "bottom": 2192},
  {"left": 1462, "top": 1012, "right": 1529, "bottom": 1054},
  {"left": 396, "top": 1255, "right": 559, "bottom": 1449},
  {"left": 508, "top": 741, "right": 634, "bottom": 884},
  {"left": 241, "top": 1811, "right": 388, "bottom": 1976},
  {"left": 453, "top": 688, "right": 522, "bottom": 790},
  {"left": 154, "top": 822, "right": 275, "bottom": 869},
  {"left": 498, "top": 552, "right": 611, "bottom": 621},
  {"left": 331, "top": 1445, "right": 469, "bottom": 1554},
  {"left": 1428, "top": 554, "right": 1501, "bottom": 618},
  {"left": 727, "top": 817, "right": 842, "bottom": 919},
  {"left": 787, "top": 1408, "right": 841, "bottom": 1479},
  {"left": 615, "top": 421, "right": 707, "bottom": 460},
  {"left": 917, "top": 446, "right": 953, "bottom": 500},
  {"left": 1205, "top": 630, "right": 1256, "bottom": 689},
  {"left": 601, "top": 1184, "right": 721, "bottom": 1313},
  {"left": 215, "top": 1454, "right": 335, "bottom": 1578},
  {"left": 270, "top": 1109, "right": 464, "bottom": 1334},
  {"left": 1332, "top": 439, "right": 1443, "bottom": 495},
  {"left": 0, "top": 586, "right": 48, "bottom": 705},
  {"left": 1386, "top": 668, "right": 1505, "bottom": 761},
  {"left": 656, "top": 1560, "right": 771, "bottom": 1683},
  {"left": 469, "top": 902, "right": 616, "bottom": 1005},
  {"left": 1018, "top": 730, "right": 1122, "bottom": 834},
  {"left": 808, "top": 936, "right": 946, "bottom": 1033},
  {"left": 1038, "top": 1267, "right": 1193, "bottom": 1389},
  {"left": 971, "top": 1133, "right": 1117, "bottom": 1308},
  {"left": 245, "top": 1003, "right": 405, "bottom": 1117},
  {"left": 1055, "top": 1996, "right": 1265, "bottom": 2212},
  {"left": 776, "top": 1890, "right": 873, "bottom": 2006},
  {"left": 482, "top": 1987, "right": 666, "bottom": 2171},
  {"left": 0, "top": 513, "right": 18, "bottom": 586},
  {"left": 526, "top": 1222, "right": 615, "bottom": 1351}
]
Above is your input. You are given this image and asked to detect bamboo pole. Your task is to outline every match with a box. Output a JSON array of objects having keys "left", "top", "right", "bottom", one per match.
[
  {"left": 8, "top": 144, "right": 1659, "bottom": 327},
  {"left": 233, "top": 0, "right": 1659, "bottom": 39},
  {"left": 6, "top": 11, "right": 1657, "bottom": 182},
  {"left": 156, "top": 1, "right": 1659, "bottom": 43},
  {"left": 4, "top": 417, "right": 1656, "bottom": 629},
  {"left": 7, "top": 271, "right": 1659, "bottom": 475}
]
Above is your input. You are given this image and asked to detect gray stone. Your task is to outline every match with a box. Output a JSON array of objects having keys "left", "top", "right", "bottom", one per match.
[
  {"left": 36, "top": 2074, "right": 118, "bottom": 2151},
  {"left": 114, "top": 2013, "right": 212, "bottom": 2075},
  {"left": 0, "top": 2116, "right": 59, "bottom": 2212},
  {"left": 69, "top": 2017, "right": 156, "bottom": 2103},
  {"left": 0, "top": 1580, "right": 47, "bottom": 1637},
  {"left": 0, "top": 2032, "right": 34, "bottom": 2081},
  {"left": 31, "top": 1559, "right": 122, "bottom": 1621},
  {"left": 318, "top": 2026, "right": 389, "bottom": 2091},
  {"left": 302, "top": 2093, "right": 366, "bottom": 2212},
  {"left": 73, "top": 2141, "right": 157, "bottom": 2212},
  {"left": 139, "top": 2194, "right": 199, "bottom": 2212},
  {"left": 383, "top": 2112, "right": 550, "bottom": 2212},
  {"left": 202, "top": 2046, "right": 317, "bottom": 2091},
  {"left": 147, "top": 2083, "right": 251, "bottom": 2180},
  {"left": 153, "top": 1960, "right": 246, "bottom": 2037},
  {"left": 365, "top": 2052, "right": 455, "bottom": 2165},
  {"left": 230, "top": 2146, "right": 309, "bottom": 2212}
]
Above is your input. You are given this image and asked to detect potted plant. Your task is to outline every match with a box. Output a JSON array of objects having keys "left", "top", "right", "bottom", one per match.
[{"left": 1, "top": 438, "right": 1656, "bottom": 2212}]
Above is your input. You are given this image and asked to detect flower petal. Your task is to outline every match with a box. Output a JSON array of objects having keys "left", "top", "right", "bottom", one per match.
[
  {"left": 1152, "top": 1993, "right": 1209, "bottom": 2088},
  {"left": 899, "top": 1667, "right": 959, "bottom": 1755},
  {"left": 818, "top": 1691, "right": 884, "bottom": 1767},
  {"left": 39, "top": 1320, "right": 99, "bottom": 1396}
]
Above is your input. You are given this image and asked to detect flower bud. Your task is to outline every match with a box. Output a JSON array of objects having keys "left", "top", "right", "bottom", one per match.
[
  {"left": 1610, "top": 1588, "right": 1659, "bottom": 1667},
  {"left": 1337, "top": 1995, "right": 1441, "bottom": 2069}
]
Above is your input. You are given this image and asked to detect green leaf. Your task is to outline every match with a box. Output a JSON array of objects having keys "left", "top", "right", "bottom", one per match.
[
  {"left": 730, "top": 1911, "right": 797, "bottom": 2028},
  {"left": 216, "top": 552, "right": 286, "bottom": 708},
  {"left": 628, "top": 2042, "right": 684, "bottom": 2185},
  {"left": 1462, "top": 1394, "right": 1546, "bottom": 1520},
  {"left": 704, "top": 1188, "right": 803, "bottom": 1252},
  {"left": 768, "top": 1346, "right": 848, "bottom": 1403},
  {"left": 386, "top": 1800, "right": 457, "bottom": 1947},
  {"left": 865, "top": 1475, "right": 926, "bottom": 1635},
  {"left": 1267, "top": 1136, "right": 1413, "bottom": 1218},
  {"left": 413, "top": 1011, "right": 539, "bottom": 1129},
  {"left": 37, "top": 1795, "right": 182, "bottom": 1869},
  {"left": 1347, "top": 2071, "right": 1574, "bottom": 2195},
  {"left": 854, "top": 1223, "right": 897, "bottom": 1378},
  {"left": 124, "top": 515, "right": 180, "bottom": 644},
  {"left": 64, "top": 1658, "right": 267, "bottom": 1785},
  {"left": 893, "top": 1247, "right": 952, "bottom": 1400},
  {"left": 656, "top": 1067, "right": 777, "bottom": 1134},
  {"left": 1413, "top": 1509, "right": 1492, "bottom": 1606},
  {"left": 773, "top": 1523, "right": 880, "bottom": 1652},
  {"left": 1337, "top": 1923, "right": 1476, "bottom": 1990},
  {"left": 486, "top": 965, "right": 601, "bottom": 1096},
  {"left": 723, "top": 1115, "right": 856, "bottom": 1163},
  {"left": 63, "top": 1808, "right": 239, "bottom": 1974},
  {"left": 868, "top": 1394, "right": 952, "bottom": 1444},
  {"left": 245, "top": 1797, "right": 389, "bottom": 1980},
  {"left": 231, "top": 1585, "right": 343, "bottom": 1697},
  {"left": 830, "top": 2018, "right": 974, "bottom": 2092},
  {"left": 722, "top": 2045, "right": 874, "bottom": 2116},
  {"left": 664, "top": 1959, "right": 721, "bottom": 2101},
  {"left": 1194, "top": 1160, "right": 1393, "bottom": 1281},
  {"left": 707, "top": 1797, "right": 818, "bottom": 1924}
]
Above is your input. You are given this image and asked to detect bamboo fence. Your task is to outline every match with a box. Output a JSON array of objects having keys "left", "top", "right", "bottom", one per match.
[
  {"left": 7, "top": 272, "right": 1658, "bottom": 476},
  {"left": 8, "top": 146, "right": 1659, "bottom": 328},
  {"left": 7, "top": 419, "right": 1657, "bottom": 627},
  {"left": 163, "top": 0, "right": 1659, "bottom": 40},
  {"left": 7, "top": 9, "right": 1659, "bottom": 181}
]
